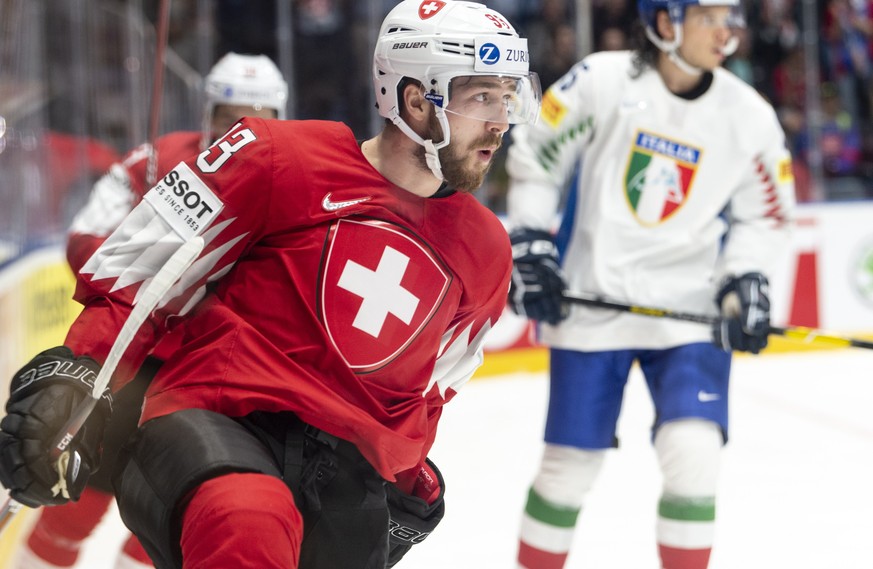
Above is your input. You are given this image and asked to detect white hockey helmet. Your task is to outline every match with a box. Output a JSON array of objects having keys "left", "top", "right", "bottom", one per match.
[
  {"left": 637, "top": 0, "right": 744, "bottom": 74},
  {"left": 202, "top": 52, "right": 288, "bottom": 144},
  {"left": 373, "top": 0, "right": 541, "bottom": 180}
]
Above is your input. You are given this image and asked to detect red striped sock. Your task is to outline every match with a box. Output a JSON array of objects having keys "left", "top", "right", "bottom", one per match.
[
  {"left": 658, "top": 544, "right": 712, "bottom": 569},
  {"left": 518, "top": 540, "right": 569, "bottom": 569},
  {"left": 26, "top": 488, "right": 113, "bottom": 566}
]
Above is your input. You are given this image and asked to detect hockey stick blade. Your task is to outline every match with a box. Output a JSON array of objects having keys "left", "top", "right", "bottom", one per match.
[
  {"left": 562, "top": 291, "right": 873, "bottom": 351},
  {"left": 0, "top": 236, "right": 204, "bottom": 533}
]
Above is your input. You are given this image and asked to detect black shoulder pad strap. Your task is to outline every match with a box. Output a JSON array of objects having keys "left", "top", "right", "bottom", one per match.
[{"left": 113, "top": 409, "right": 282, "bottom": 569}]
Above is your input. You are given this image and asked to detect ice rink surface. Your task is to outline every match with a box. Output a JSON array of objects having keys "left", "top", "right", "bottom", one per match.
[{"left": 6, "top": 348, "right": 873, "bottom": 569}]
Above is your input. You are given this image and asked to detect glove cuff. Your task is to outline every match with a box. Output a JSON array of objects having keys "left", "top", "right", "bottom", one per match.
[
  {"left": 715, "top": 272, "right": 768, "bottom": 306},
  {"left": 8, "top": 346, "right": 110, "bottom": 412},
  {"left": 509, "top": 227, "right": 553, "bottom": 243}
]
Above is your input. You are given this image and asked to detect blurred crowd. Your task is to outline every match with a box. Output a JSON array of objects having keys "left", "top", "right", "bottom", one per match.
[
  {"left": 589, "top": 0, "right": 873, "bottom": 202},
  {"left": 2, "top": 0, "right": 872, "bottom": 247},
  {"left": 194, "top": 0, "right": 873, "bottom": 203}
]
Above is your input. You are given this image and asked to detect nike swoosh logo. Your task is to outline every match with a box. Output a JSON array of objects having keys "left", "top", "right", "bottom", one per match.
[
  {"left": 322, "top": 193, "right": 372, "bottom": 212},
  {"left": 697, "top": 390, "right": 721, "bottom": 402}
]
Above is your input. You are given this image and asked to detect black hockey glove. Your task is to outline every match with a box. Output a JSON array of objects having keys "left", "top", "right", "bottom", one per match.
[
  {"left": 713, "top": 273, "right": 771, "bottom": 354},
  {"left": 0, "top": 346, "right": 111, "bottom": 507},
  {"left": 508, "top": 227, "right": 568, "bottom": 325},
  {"left": 385, "top": 458, "right": 446, "bottom": 567}
]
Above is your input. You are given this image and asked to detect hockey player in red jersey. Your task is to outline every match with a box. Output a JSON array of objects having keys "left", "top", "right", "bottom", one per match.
[
  {"left": 12, "top": 52, "right": 288, "bottom": 569},
  {"left": 0, "top": 1, "right": 541, "bottom": 568}
]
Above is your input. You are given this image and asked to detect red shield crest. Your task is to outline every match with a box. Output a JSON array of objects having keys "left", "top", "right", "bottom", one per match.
[
  {"left": 320, "top": 219, "right": 451, "bottom": 373},
  {"left": 418, "top": 0, "right": 446, "bottom": 19}
]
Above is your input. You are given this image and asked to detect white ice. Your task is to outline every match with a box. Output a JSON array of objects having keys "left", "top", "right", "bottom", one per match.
[{"left": 12, "top": 349, "right": 873, "bottom": 569}]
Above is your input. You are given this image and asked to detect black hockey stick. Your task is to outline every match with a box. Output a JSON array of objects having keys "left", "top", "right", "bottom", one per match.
[
  {"left": 562, "top": 290, "right": 873, "bottom": 351},
  {"left": 0, "top": 236, "right": 205, "bottom": 533}
]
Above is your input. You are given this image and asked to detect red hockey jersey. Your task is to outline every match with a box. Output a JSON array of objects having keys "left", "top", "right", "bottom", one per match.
[{"left": 65, "top": 118, "right": 512, "bottom": 479}]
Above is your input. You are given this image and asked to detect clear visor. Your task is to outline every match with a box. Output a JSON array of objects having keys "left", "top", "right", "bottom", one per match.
[
  {"left": 686, "top": 6, "right": 746, "bottom": 29},
  {"left": 428, "top": 74, "right": 542, "bottom": 125}
]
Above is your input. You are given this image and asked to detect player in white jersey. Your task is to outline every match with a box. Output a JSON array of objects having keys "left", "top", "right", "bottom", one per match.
[{"left": 506, "top": 1, "right": 796, "bottom": 568}]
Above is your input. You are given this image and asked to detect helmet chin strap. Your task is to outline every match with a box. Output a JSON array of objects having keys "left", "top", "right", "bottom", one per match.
[
  {"left": 646, "top": 24, "right": 740, "bottom": 78},
  {"left": 390, "top": 105, "right": 452, "bottom": 182},
  {"left": 646, "top": 25, "right": 702, "bottom": 76},
  {"left": 668, "top": 49, "right": 704, "bottom": 76}
]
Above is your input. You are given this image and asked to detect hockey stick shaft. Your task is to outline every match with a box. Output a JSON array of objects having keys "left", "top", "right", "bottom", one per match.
[
  {"left": 0, "top": 236, "right": 204, "bottom": 532},
  {"left": 145, "top": 0, "right": 171, "bottom": 186},
  {"left": 562, "top": 291, "right": 873, "bottom": 350},
  {"left": 50, "top": 236, "right": 205, "bottom": 458}
]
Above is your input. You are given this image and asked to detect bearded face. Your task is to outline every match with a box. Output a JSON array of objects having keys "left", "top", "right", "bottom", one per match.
[{"left": 416, "top": 111, "right": 504, "bottom": 192}]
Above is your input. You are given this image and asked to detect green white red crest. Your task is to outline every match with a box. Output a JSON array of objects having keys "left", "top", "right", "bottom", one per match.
[{"left": 624, "top": 131, "right": 701, "bottom": 225}]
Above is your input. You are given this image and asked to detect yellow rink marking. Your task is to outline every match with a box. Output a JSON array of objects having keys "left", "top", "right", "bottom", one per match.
[
  {"left": 474, "top": 333, "right": 873, "bottom": 378},
  {"left": 0, "top": 506, "right": 36, "bottom": 568}
]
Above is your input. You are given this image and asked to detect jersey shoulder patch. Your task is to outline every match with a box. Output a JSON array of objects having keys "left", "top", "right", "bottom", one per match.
[{"left": 143, "top": 162, "right": 224, "bottom": 239}]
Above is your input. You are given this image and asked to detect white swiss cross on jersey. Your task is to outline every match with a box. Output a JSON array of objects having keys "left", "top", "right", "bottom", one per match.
[{"left": 321, "top": 218, "right": 450, "bottom": 373}]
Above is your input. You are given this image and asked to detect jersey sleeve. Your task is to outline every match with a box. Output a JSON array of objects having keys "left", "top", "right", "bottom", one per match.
[
  {"left": 717, "top": 108, "right": 797, "bottom": 281},
  {"left": 64, "top": 119, "right": 276, "bottom": 390},
  {"left": 66, "top": 140, "right": 158, "bottom": 275},
  {"left": 506, "top": 59, "right": 596, "bottom": 230},
  {"left": 66, "top": 163, "right": 138, "bottom": 274},
  {"left": 66, "top": 134, "right": 203, "bottom": 274}
]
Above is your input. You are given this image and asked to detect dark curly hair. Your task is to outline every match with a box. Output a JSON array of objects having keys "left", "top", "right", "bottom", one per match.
[{"left": 629, "top": 15, "right": 662, "bottom": 78}]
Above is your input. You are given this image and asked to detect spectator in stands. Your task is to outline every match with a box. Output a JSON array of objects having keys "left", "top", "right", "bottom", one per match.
[
  {"left": 725, "top": 26, "right": 755, "bottom": 86},
  {"left": 598, "top": 26, "right": 629, "bottom": 51},
  {"left": 526, "top": 0, "right": 575, "bottom": 89},
  {"left": 748, "top": 0, "right": 800, "bottom": 103},
  {"left": 822, "top": 0, "right": 871, "bottom": 125},
  {"left": 819, "top": 81, "right": 863, "bottom": 177},
  {"left": 293, "top": 0, "right": 354, "bottom": 123},
  {"left": 772, "top": 45, "right": 807, "bottom": 152},
  {"left": 537, "top": 23, "right": 579, "bottom": 89},
  {"left": 592, "top": 0, "right": 636, "bottom": 39}
]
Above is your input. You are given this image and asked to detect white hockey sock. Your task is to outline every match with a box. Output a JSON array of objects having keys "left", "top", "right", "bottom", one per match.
[
  {"left": 518, "top": 445, "right": 605, "bottom": 569},
  {"left": 654, "top": 419, "right": 722, "bottom": 569}
]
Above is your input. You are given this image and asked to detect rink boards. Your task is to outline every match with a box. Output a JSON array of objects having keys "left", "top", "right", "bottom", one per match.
[{"left": 1, "top": 200, "right": 872, "bottom": 388}]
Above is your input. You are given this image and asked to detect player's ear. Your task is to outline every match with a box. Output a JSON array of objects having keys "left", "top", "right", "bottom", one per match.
[
  {"left": 656, "top": 9, "right": 675, "bottom": 41},
  {"left": 400, "top": 81, "right": 431, "bottom": 130}
]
